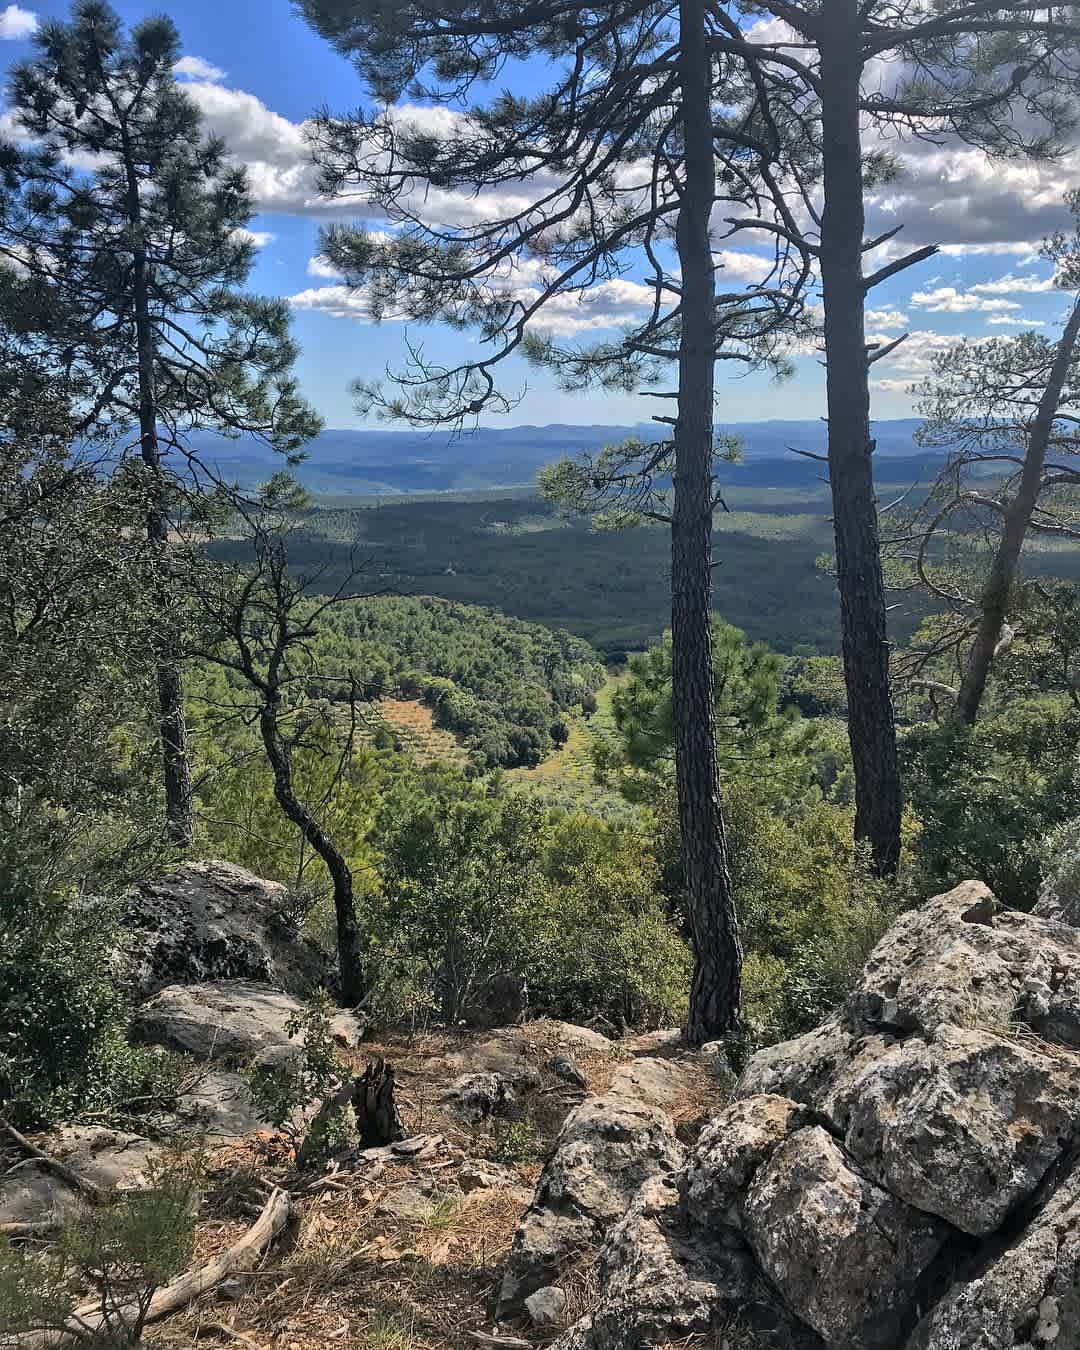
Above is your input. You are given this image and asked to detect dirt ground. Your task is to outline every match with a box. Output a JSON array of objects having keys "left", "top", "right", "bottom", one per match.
[{"left": 142, "top": 1021, "right": 727, "bottom": 1350}]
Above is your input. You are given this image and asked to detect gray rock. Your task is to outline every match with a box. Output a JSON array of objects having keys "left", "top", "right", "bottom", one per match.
[
  {"left": 907, "top": 1158, "right": 1080, "bottom": 1350},
  {"left": 468, "top": 971, "right": 530, "bottom": 1029},
  {"left": 0, "top": 1128, "right": 162, "bottom": 1227},
  {"left": 549, "top": 1177, "right": 824, "bottom": 1350},
  {"left": 824, "top": 1023, "right": 1080, "bottom": 1235},
  {"left": 498, "top": 1093, "right": 685, "bottom": 1313},
  {"left": 548, "top": 1055, "right": 588, "bottom": 1089},
  {"left": 683, "top": 1094, "right": 807, "bottom": 1232},
  {"left": 525, "top": 1286, "right": 568, "bottom": 1328},
  {"left": 846, "top": 880, "right": 1080, "bottom": 1049},
  {"left": 738, "top": 1014, "right": 858, "bottom": 1106},
  {"left": 608, "top": 1056, "right": 693, "bottom": 1112},
  {"left": 443, "top": 1068, "right": 541, "bottom": 1123},
  {"left": 744, "top": 1126, "right": 948, "bottom": 1350},
  {"left": 444, "top": 1021, "right": 611, "bottom": 1077},
  {"left": 536, "top": 883, "right": 1080, "bottom": 1350},
  {"left": 377, "top": 1184, "right": 441, "bottom": 1221},
  {"left": 173, "top": 1068, "right": 272, "bottom": 1137},
  {"left": 129, "top": 980, "right": 365, "bottom": 1064},
  {"left": 123, "top": 859, "right": 329, "bottom": 999},
  {"left": 620, "top": 1028, "right": 685, "bottom": 1057}
]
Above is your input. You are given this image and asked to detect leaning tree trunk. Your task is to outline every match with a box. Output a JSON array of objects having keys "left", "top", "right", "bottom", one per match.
[
  {"left": 258, "top": 702, "right": 367, "bottom": 1006},
  {"left": 819, "top": 0, "right": 902, "bottom": 876},
  {"left": 953, "top": 295, "right": 1080, "bottom": 725},
  {"left": 123, "top": 124, "right": 194, "bottom": 850},
  {"left": 673, "top": 0, "right": 743, "bottom": 1047}
]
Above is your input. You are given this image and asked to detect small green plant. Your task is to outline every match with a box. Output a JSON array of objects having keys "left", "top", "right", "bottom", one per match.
[
  {"left": 419, "top": 1195, "right": 459, "bottom": 1231},
  {"left": 244, "top": 989, "right": 355, "bottom": 1163},
  {"left": 490, "top": 1117, "right": 542, "bottom": 1165},
  {"left": 364, "top": 1309, "right": 417, "bottom": 1350},
  {"left": 0, "top": 1148, "right": 204, "bottom": 1346},
  {"left": 244, "top": 988, "right": 344, "bottom": 1128}
]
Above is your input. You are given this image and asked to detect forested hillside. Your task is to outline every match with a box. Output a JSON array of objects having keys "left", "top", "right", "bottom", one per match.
[
  {"left": 240, "top": 594, "right": 606, "bottom": 768},
  {"left": 9, "top": 3, "right": 1080, "bottom": 1348}
]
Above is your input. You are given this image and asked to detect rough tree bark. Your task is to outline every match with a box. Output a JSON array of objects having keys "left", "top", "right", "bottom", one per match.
[
  {"left": 819, "top": 0, "right": 902, "bottom": 875},
  {"left": 953, "top": 296, "right": 1080, "bottom": 725},
  {"left": 122, "top": 129, "right": 194, "bottom": 849},
  {"left": 673, "top": 0, "right": 743, "bottom": 1046}
]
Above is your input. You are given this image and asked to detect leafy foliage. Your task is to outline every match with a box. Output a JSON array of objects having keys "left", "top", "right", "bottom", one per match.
[
  {"left": 0, "top": 1148, "right": 204, "bottom": 1346},
  {"left": 903, "top": 696, "right": 1080, "bottom": 909}
]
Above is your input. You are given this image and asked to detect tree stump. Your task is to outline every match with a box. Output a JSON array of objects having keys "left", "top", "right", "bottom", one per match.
[{"left": 352, "top": 1058, "right": 405, "bottom": 1148}]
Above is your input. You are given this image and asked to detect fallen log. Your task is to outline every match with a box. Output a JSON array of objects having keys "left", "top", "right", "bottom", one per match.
[
  {"left": 0, "top": 1120, "right": 104, "bottom": 1204},
  {"left": 0, "top": 1220, "right": 61, "bottom": 1241},
  {"left": 10, "top": 1187, "right": 289, "bottom": 1347}
]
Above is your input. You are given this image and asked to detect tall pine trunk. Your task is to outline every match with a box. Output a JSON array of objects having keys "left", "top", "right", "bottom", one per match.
[
  {"left": 674, "top": 0, "right": 743, "bottom": 1047},
  {"left": 124, "top": 132, "right": 194, "bottom": 849},
  {"left": 819, "top": 0, "right": 901, "bottom": 875},
  {"left": 953, "top": 296, "right": 1080, "bottom": 725}
]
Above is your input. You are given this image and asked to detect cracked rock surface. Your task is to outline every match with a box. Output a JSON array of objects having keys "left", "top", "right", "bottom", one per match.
[{"left": 512, "top": 882, "right": 1080, "bottom": 1350}]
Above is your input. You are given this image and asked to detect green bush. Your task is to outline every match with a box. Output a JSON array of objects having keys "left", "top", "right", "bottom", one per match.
[
  {"left": 0, "top": 889, "right": 186, "bottom": 1129},
  {"left": 0, "top": 1148, "right": 204, "bottom": 1347},
  {"left": 903, "top": 696, "right": 1080, "bottom": 909},
  {"left": 532, "top": 813, "right": 691, "bottom": 1028}
]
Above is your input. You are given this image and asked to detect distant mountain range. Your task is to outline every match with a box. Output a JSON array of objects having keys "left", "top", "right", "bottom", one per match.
[{"left": 188, "top": 418, "right": 941, "bottom": 495}]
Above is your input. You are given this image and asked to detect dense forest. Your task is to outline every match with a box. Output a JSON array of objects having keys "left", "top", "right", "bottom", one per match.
[{"left": 6, "top": 1, "right": 1080, "bottom": 1345}]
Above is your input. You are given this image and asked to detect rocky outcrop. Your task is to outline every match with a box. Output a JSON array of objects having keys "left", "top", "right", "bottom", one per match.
[
  {"left": 443, "top": 1068, "right": 542, "bottom": 1123},
  {"left": 123, "top": 860, "right": 329, "bottom": 999},
  {"left": 531, "top": 882, "right": 1080, "bottom": 1350},
  {"left": 129, "top": 980, "right": 365, "bottom": 1064},
  {"left": 498, "top": 1093, "right": 686, "bottom": 1314}
]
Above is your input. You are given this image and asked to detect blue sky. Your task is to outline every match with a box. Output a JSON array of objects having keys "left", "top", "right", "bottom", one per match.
[{"left": 2, "top": 0, "right": 1078, "bottom": 430}]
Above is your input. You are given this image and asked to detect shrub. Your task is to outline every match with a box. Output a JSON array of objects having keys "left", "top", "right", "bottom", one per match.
[
  {"left": 0, "top": 1148, "right": 204, "bottom": 1347},
  {"left": 903, "top": 696, "right": 1080, "bottom": 908},
  {"left": 532, "top": 813, "right": 691, "bottom": 1028},
  {"left": 0, "top": 889, "right": 186, "bottom": 1129}
]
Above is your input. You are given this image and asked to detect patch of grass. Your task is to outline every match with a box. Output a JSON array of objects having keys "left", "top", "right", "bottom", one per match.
[
  {"left": 364, "top": 1310, "right": 417, "bottom": 1350},
  {"left": 489, "top": 1118, "right": 543, "bottom": 1166},
  {"left": 418, "top": 1197, "right": 460, "bottom": 1232}
]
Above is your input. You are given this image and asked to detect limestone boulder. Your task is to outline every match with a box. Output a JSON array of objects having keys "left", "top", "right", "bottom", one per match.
[
  {"left": 549, "top": 1177, "right": 824, "bottom": 1350},
  {"left": 0, "top": 1127, "right": 162, "bottom": 1227},
  {"left": 683, "top": 1094, "right": 807, "bottom": 1232},
  {"left": 907, "top": 1156, "right": 1080, "bottom": 1350},
  {"left": 824, "top": 1023, "right": 1080, "bottom": 1235},
  {"left": 122, "top": 860, "right": 328, "bottom": 999},
  {"left": 847, "top": 880, "right": 1080, "bottom": 1048},
  {"left": 129, "top": 980, "right": 365, "bottom": 1064},
  {"left": 608, "top": 1056, "right": 693, "bottom": 1112},
  {"left": 743, "top": 1126, "right": 948, "bottom": 1350},
  {"left": 498, "top": 1093, "right": 685, "bottom": 1313}
]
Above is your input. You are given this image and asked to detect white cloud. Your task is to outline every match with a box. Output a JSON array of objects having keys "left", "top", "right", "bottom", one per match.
[
  {"left": 713, "top": 249, "right": 774, "bottom": 283},
  {"left": 174, "top": 56, "right": 227, "bottom": 84},
  {"left": 985, "top": 314, "right": 1046, "bottom": 326},
  {"left": 909, "top": 286, "right": 1021, "bottom": 314},
  {"left": 969, "top": 272, "right": 1056, "bottom": 295},
  {"left": 289, "top": 270, "right": 657, "bottom": 336},
  {"left": 233, "top": 228, "right": 275, "bottom": 248},
  {"left": 869, "top": 329, "right": 992, "bottom": 391},
  {"left": 0, "top": 5, "right": 36, "bottom": 39},
  {"left": 307, "top": 254, "right": 342, "bottom": 279},
  {"left": 866, "top": 308, "right": 909, "bottom": 329}
]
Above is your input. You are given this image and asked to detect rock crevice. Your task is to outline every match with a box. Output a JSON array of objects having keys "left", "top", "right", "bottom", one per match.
[{"left": 513, "top": 882, "right": 1080, "bottom": 1350}]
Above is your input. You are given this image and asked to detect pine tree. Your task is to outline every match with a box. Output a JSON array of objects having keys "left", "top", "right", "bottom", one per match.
[
  {"left": 0, "top": 0, "right": 321, "bottom": 846},
  {"left": 298, "top": 0, "right": 813, "bottom": 1045},
  {"left": 705, "top": 0, "right": 1080, "bottom": 874}
]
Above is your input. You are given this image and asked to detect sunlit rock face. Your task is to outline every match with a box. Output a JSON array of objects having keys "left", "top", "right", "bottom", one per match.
[{"left": 533, "top": 881, "right": 1080, "bottom": 1350}]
